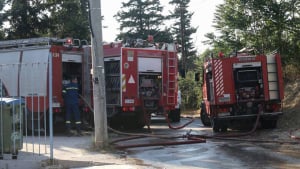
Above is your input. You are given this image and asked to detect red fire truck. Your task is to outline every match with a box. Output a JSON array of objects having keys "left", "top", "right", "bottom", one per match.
[
  {"left": 199, "top": 49, "right": 284, "bottom": 132},
  {"left": 0, "top": 37, "right": 180, "bottom": 131},
  {"left": 103, "top": 39, "right": 180, "bottom": 129},
  {"left": 0, "top": 37, "right": 93, "bottom": 133}
]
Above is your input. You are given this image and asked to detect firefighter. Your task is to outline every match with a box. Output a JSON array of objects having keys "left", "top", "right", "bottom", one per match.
[{"left": 62, "top": 76, "right": 82, "bottom": 136}]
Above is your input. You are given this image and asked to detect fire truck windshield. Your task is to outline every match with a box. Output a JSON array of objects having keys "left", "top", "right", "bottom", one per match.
[{"left": 237, "top": 70, "right": 258, "bottom": 82}]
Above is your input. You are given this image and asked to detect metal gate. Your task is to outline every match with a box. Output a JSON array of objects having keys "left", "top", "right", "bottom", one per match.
[{"left": 0, "top": 51, "right": 54, "bottom": 162}]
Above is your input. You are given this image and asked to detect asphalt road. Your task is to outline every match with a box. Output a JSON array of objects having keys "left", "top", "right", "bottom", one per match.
[
  {"left": 1, "top": 116, "right": 300, "bottom": 169},
  {"left": 114, "top": 117, "right": 300, "bottom": 169}
]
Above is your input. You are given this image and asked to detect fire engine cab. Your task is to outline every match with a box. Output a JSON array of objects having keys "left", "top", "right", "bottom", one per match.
[{"left": 199, "top": 49, "right": 284, "bottom": 132}]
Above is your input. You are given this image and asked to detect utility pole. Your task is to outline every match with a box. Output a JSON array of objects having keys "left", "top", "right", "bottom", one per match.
[
  {"left": 89, "top": 0, "right": 108, "bottom": 149},
  {"left": 180, "top": 3, "right": 186, "bottom": 77}
]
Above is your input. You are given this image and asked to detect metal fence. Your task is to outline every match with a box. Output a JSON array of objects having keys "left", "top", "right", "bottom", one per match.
[{"left": 0, "top": 56, "right": 53, "bottom": 161}]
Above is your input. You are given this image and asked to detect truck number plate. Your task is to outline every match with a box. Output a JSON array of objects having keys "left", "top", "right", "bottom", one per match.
[{"left": 125, "top": 99, "right": 134, "bottom": 104}]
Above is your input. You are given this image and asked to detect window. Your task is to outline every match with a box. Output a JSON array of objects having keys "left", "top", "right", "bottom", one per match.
[{"left": 237, "top": 70, "right": 258, "bottom": 82}]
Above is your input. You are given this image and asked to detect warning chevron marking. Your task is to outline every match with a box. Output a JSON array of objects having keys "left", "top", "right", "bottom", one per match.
[{"left": 128, "top": 75, "right": 135, "bottom": 84}]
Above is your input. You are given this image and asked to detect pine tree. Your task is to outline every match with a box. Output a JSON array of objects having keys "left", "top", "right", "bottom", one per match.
[
  {"left": 2, "top": 0, "right": 89, "bottom": 40},
  {"left": 168, "top": 0, "right": 197, "bottom": 77},
  {"left": 47, "top": 0, "right": 90, "bottom": 40},
  {"left": 115, "top": 0, "right": 171, "bottom": 42},
  {"left": 0, "top": 0, "right": 7, "bottom": 39},
  {"left": 4, "top": 0, "right": 50, "bottom": 39}
]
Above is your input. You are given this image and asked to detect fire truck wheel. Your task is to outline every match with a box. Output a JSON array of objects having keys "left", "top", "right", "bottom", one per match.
[
  {"left": 169, "top": 109, "right": 181, "bottom": 122},
  {"left": 122, "top": 117, "right": 146, "bottom": 129},
  {"left": 108, "top": 116, "right": 122, "bottom": 129},
  {"left": 261, "top": 119, "right": 277, "bottom": 129},
  {"left": 200, "top": 109, "right": 211, "bottom": 126},
  {"left": 221, "top": 126, "right": 228, "bottom": 132},
  {"left": 212, "top": 119, "right": 220, "bottom": 132},
  {"left": 135, "top": 111, "right": 147, "bottom": 129}
]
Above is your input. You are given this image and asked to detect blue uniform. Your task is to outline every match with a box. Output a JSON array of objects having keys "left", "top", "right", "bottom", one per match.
[{"left": 62, "top": 81, "right": 81, "bottom": 132}]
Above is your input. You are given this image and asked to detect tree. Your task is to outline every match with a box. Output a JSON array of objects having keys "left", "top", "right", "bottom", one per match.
[
  {"left": 115, "top": 0, "right": 171, "bottom": 42},
  {"left": 168, "top": 0, "right": 197, "bottom": 77},
  {"left": 178, "top": 71, "right": 201, "bottom": 109},
  {"left": 0, "top": 0, "right": 7, "bottom": 39},
  {"left": 47, "top": 0, "right": 90, "bottom": 40},
  {"left": 4, "top": 0, "right": 50, "bottom": 39},
  {"left": 1, "top": 0, "right": 90, "bottom": 40},
  {"left": 204, "top": 0, "right": 300, "bottom": 65}
]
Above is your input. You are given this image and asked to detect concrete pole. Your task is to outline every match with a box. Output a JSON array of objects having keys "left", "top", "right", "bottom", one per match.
[
  {"left": 180, "top": 3, "right": 186, "bottom": 77},
  {"left": 89, "top": 0, "right": 108, "bottom": 149}
]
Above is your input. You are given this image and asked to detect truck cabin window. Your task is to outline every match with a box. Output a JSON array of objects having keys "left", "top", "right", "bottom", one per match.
[{"left": 237, "top": 70, "right": 258, "bottom": 82}]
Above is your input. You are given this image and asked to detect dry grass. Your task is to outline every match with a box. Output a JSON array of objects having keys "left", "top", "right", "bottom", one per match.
[
  {"left": 181, "top": 108, "right": 200, "bottom": 118},
  {"left": 278, "top": 79, "right": 300, "bottom": 130}
]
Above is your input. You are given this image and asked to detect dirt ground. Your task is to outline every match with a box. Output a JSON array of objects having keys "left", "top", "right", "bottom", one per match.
[{"left": 278, "top": 79, "right": 300, "bottom": 130}]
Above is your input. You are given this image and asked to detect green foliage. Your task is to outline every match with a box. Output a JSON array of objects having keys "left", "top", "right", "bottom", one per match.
[
  {"left": 47, "top": 0, "right": 90, "bottom": 40},
  {"left": 168, "top": 0, "right": 197, "bottom": 76},
  {"left": 203, "top": 0, "right": 300, "bottom": 64},
  {"left": 178, "top": 71, "right": 202, "bottom": 109},
  {"left": 115, "top": 0, "right": 169, "bottom": 42},
  {"left": 115, "top": 0, "right": 201, "bottom": 109},
  {"left": 0, "top": 0, "right": 90, "bottom": 40},
  {"left": 0, "top": 0, "right": 5, "bottom": 38},
  {"left": 3, "top": 0, "right": 51, "bottom": 39}
]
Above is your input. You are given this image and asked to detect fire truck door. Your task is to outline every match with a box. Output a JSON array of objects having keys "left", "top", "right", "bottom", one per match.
[{"left": 62, "top": 53, "right": 83, "bottom": 94}]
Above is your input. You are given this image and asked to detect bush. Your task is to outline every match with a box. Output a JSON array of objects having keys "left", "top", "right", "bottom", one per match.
[
  {"left": 178, "top": 71, "right": 202, "bottom": 110},
  {"left": 283, "top": 64, "right": 300, "bottom": 82}
]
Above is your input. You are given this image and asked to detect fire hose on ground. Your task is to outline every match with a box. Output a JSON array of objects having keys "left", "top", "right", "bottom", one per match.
[
  {"left": 289, "top": 129, "right": 300, "bottom": 140},
  {"left": 79, "top": 95, "right": 299, "bottom": 149},
  {"left": 163, "top": 110, "right": 195, "bottom": 130},
  {"left": 112, "top": 104, "right": 259, "bottom": 148},
  {"left": 80, "top": 94, "right": 205, "bottom": 147}
]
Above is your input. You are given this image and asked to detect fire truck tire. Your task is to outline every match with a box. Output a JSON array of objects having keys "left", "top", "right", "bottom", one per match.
[
  {"left": 221, "top": 126, "right": 228, "bottom": 132},
  {"left": 123, "top": 117, "right": 146, "bottom": 129},
  {"left": 136, "top": 111, "right": 148, "bottom": 129},
  {"left": 110, "top": 112, "right": 147, "bottom": 130},
  {"left": 108, "top": 116, "right": 122, "bottom": 129},
  {"left": 169, "top": 109, "right": 181, "bottom": 122},
  {"left": 213, "top": 125, "right": 220, "bottom": 132},
  {"left": 135, "top": 121, "right": 146, "bottom": 129},
  {"left": 212, "top": 119, "right": 220, "bottom": 132},
  {"left": 200, "top": 109, "right": 211, "bottom": 126},
  {"left": 261, "top": 119, "right": 277, "bottom": 129}
]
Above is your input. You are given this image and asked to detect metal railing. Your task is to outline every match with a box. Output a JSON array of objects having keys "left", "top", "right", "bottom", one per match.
[{"left": 0, "top": 59, "right": 53, "bottom": 161}]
